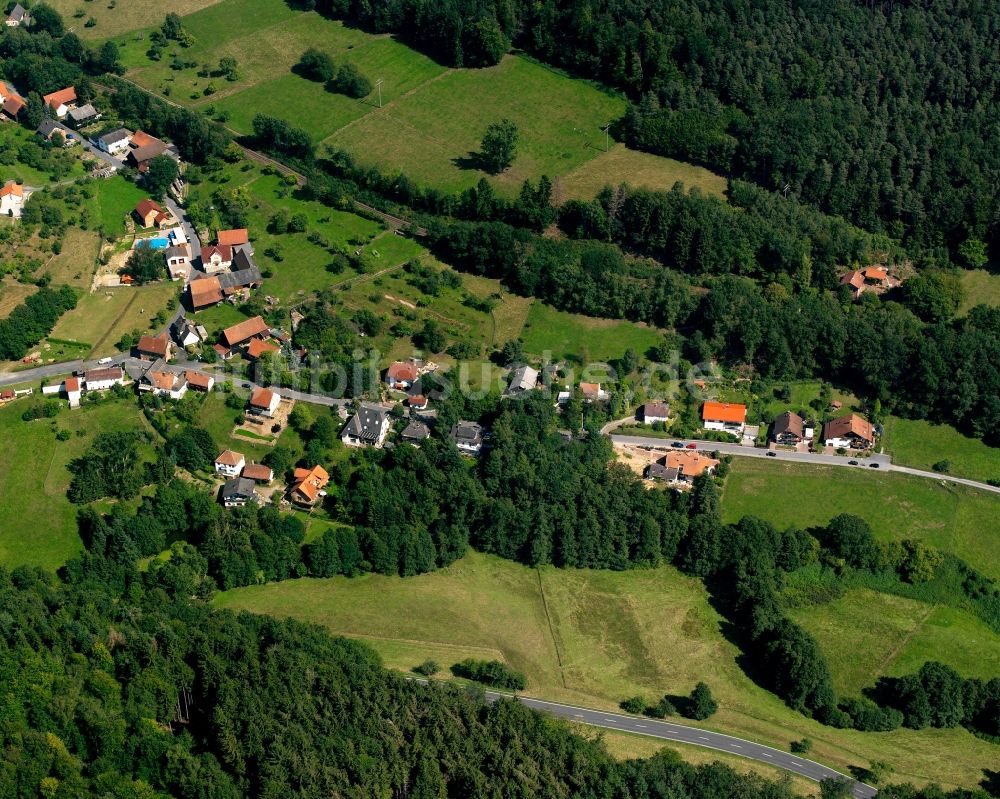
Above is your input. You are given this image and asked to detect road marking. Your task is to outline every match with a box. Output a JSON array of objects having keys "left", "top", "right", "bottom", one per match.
[
  {"left": 635, "top": 724, "right": 646, "bottom": 728},
  {"left": 731, "top": 744, "right": 742, "bottom": 748},
  {"left": 603, "top": 718, "right": 618, "bottom": 723},
  {"left": 762, "top": 752, "right": 773, "bottom": 758},
  {"left": 698, "top": 736, "right": 709, "bottom": 741}
]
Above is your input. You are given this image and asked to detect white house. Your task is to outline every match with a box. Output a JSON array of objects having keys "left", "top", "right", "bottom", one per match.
[
  {"left": 214, "top": 450, "right": 246, "bottom": 477},
  {"left": 201, "top": 244, "right": 233, "bottom": 273},
  {"left": 165, "top": 244, "right": 192, "bottom": 280},
  {"left": 0, "top": 180, "right": 25, "bottom": 218},
  {"left": 701, "top": 401, "right": 747, "bottom": 435},
  {"left": 505, "top": 365, "right": 539, "bottom": 396},
  {"left": 639, "top": 402, "right": 670, "bottom": 425},
  {"left": 43, "top": 87, "right": 76, "bottom": 119},
  {"left": 65, "top": 377, "right": 82, "bottom": 408},
  {"left": 385, "top": 360, "right": 419, "bottom": 390},
  {"left": 451, "top": 420, "right": 485, "bottom": 455},
  {"left": 6, "top": 4, "right": 29, "bottom": 26},
  {"left": 96, "top": 127, "right": 132, "bottom": 155},
  {"left": 138, "top": 361, "right": 188, "bottom": 399},
  {"left": 248, "top": 387, "right": 281, "bottom": 417},
  {"left": 83, "top": 366, "right": 125, "bottom": 391},
  {"left": 340, "top": 403, "right": 391, "bottom": 447},
  {"left": 822, "top": 414, "right": 875, "bottom": 450}
]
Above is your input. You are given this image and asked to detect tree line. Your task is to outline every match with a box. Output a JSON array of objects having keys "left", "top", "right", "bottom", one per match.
[
  {"left": 0, "top": 284, "right": 76, "bottom": 360},
  {"left": 297, "top": 0, "right": 1000, "bottom": 262}
]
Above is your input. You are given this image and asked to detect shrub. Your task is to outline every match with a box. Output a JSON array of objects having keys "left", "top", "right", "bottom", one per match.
[
  {"left": 620, "top": 696, "right": 646, "bottom": 714},
  {"left": 790, "top": 738, "right": 812, "bottom": 753},
  {"left": 327, "top": 63, "right": 372, "bottom": 98},
  {"left": 413, "top": 660, "right": 440, "bottom": 677},
  {"left": 450, "top": 659, "right": 526, "bottom": 690}
]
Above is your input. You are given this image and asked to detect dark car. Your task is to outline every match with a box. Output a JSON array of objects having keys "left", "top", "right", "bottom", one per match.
[
  {"left": 671, "top": 441, "right": 684, "bottom": 448},
  {"left": 848, "top": 460, "right": 859, "bottom": 465},
  {"left": 766, "top": 451, "right": 777, "bottom": 457},
  {"left": 686, "top": 442, "right": 697, "bottom": 449},
  {"left": 869, "top": 462, "right": 880, "bottom": 468}
]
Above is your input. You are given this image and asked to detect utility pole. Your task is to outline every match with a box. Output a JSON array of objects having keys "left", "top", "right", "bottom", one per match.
[
  {"left": 602, "top": 123, "right": 611, "bottom": 152},
  {"left": 375, "top": 79, "right": 383, "bottom": 108}
]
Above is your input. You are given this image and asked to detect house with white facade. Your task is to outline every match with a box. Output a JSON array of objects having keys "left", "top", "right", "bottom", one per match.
[
  {"left": 214, "top": 450, "right": 246, "bottom": 477},
  {"left": 340, "top": 403, "right": 391, "bottom": 447},
  {"left": 701, "top": 401, "right": 747, "bottom": 435}
]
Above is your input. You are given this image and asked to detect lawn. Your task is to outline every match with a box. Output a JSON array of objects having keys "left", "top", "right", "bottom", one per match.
[
  {"left": 50, "top": 283, "right": 179, "bottom": 357},
  {"left": 519, "top": 302, "right": 662, "bottom": 362},
  {"left": 0, "top": 396, "right": 154, "bottom": 571},
  {"left": 92, "top": 177, "right": 150, "bottom": 236},
  {"left": 190, "top": 302, "right": 253, "bottom": 338},
  {"left": 788, "top": 588, "right": 1000, "bottom": 696},
  {"left": 329, "top": 55, "right": 626, "bottom": 195},
  {"left": 882, "top": 415, "right": 1000, "bottom": 483},
  {"left": 720, "top": 459, "right": 1000, "bottom": 582},
  {"left": 958, "top": 268, "right": 1000, "bottom": 314},
  {"left": 0, "top": 125, "right": 87, "bottom": 186},
  {"left": 0, "top": 279, "right": 38, "bottom": 319},
  {"left": 214, "top": 550, "right": 1000, "bottom": 791},
  {"left": 48, "top": 0, "right": 222, "bottom": 39},
  {"left": 557, "top": 144, "right": 728, "bottom": 202}
]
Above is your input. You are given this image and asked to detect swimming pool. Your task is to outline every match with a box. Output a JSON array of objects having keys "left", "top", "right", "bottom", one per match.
[{"left": 136, "top": 238, "right": 170, "bottom": 249}]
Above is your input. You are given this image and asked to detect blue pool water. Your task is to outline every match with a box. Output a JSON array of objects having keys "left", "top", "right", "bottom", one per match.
[{"left": 137, "top": 238, "right": 170, "bottom": 249}]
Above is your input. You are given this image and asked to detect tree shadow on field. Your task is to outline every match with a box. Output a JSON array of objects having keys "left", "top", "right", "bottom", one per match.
[
  {"left": 452, "top": 151, "right": 495, "bottom": 174},
  {"left": 981, "top": 769, "right": 1000, "bottom": 798}
]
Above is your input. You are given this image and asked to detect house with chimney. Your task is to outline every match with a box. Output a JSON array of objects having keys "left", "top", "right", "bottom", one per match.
[
  {"left": 289, "top": 464, "right": 329, "bottom": 507},
  {"left": 822, "top": 413, "right": 875, "bottom": 450},
  {"left": 341, "top": 403, "right": 391, "bottom": 447}
]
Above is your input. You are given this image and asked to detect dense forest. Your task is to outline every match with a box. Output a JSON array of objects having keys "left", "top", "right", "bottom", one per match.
[
  {"left": 0, "top": 284, "right": 77, "bottom": 360},
  {"left": 309, "top": 0, "right": 1000, "bottom": 261}
]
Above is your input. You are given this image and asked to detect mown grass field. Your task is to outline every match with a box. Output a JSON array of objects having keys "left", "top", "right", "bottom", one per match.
[
  {"left": 48, "top": 0, "right": 221, "bottom": 39},
  {"left": 214, "top": 550, "right": 1000, "bottom": 791},
  {"left": 520, "top": 302, "right": 662, "bottom": 362},
  {"left": 0, "top": 397, "right": 153, "bottom": 571},
  {"left": 789, "top": 588, "right": 1000, "bottom": 695},
  {"left": 50, "top": 283, "right": 178, "bottom": 357},
  {"left": 557, "top": 145, "right": 728, "bottom": 202},
  {"left": 882, "top": 415, "right": 1000, "bottom": 483},
  {"left": 0, "top": 278, "right": 38, "bottom": 319},
  {"left": 720, "top": 459, "right": 1000, "bottom": 582},
  {"left": 958, "top": 268, "right": 1000, "bottom": 314},
  {"left": 39, "top": 228, "right": 102, "bottom": 289}
]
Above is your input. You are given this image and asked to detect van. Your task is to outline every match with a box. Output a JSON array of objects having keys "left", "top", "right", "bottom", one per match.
[{"left": 97, "top": 357, "right": 113, "bottom": 365}]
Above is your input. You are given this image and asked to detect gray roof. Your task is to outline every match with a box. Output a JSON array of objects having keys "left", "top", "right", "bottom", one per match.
[
  {"left": 773, "top": 411, "right": 804, "bottom": 439},
  {"left": 506, "top": 365, "right": 538, "bottom": 394},
  {"left": 37, "top": 119, "right": 58, "bottom": 136},
  {"left": 99, "top": 127, "right": 131, "bottom": 145},
  {"left": 646, "top": 463, "right": 679, "bottom": 481},
  {"left": 342, "top": 403, "right": 389, "bottom": 443},
  {"left": 8, "top": 4, "right": 26, "bottom": 22},
  {"left": 68, "top": 104, "right": 98, "bottom": 121},
  {"left": 217, "top": 266, "right": 262, "bottom": 291},
  {"left": 400, "top": 420, "right": 430, "bottom": 441},
  {"left": 451, "top": 420, "right": 484, "bottom": 445},
  {"left": 165, "top": 245, "right": 189, "bottom": 260},
  {"left": 222, "top": 476, "right": 257, "bottom": 500},
  {"left": 640, "top": 402, "right": 671, "bottom": 419}
]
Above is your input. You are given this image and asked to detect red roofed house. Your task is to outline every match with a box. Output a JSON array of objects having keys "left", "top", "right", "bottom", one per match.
[
  {"left": 242, "top": 463, "right": 273, "bottom": 483},
  {"left": 579, "top": 382, "right": 608, "bottom": 402},
  {"left": 1, "top": 180, "right": 25, "bottom": 218},
  {"left": 840, "top": 270, "right": 865, "bottom": 300},
  {"left": 186, "top": 371, "right": 215, "bottom": 392},
  {"left": 64, "top": 377, "right": 81, "bottom": 408},
  {"left": 702, "top": 401, "right": 747, "bottom": 435},
  {"left": 246, "top": 338, "right": 280, "bottom": 360},
  {"left": 385, "top": 360, "right": 419, "bottom": 389},
  {"left": 222, "top": 316, "right": 269, "bottom": 347},
  {"left": 189, "top": 275, "right": 224, "bottom": 310},
  {"left": 201, "top": 244, "right": 233, "bottom": 273},
  {"left": 822, "top": 413, "right": 875, "bottom": 450},
  {"left": 136, "top": 332, "right": 172, "bottom": 360},
  {"left": 43, "top": 86, "right": 76, "bottom": 118},
  {"left": 134, "top": 198, "right": 169, "bottom": 228},
  {"left": 248, "top": 386, "right": 280, "bottom": 417},
  {"left": 217, "top": 228, "right": 249, "bottom": 247},
  {"left": 862, "top": 266, "right": 890, "bottom": 287},
  {"left": 289, "top": 464, "right": 329, "bottom": 507},
  {"left": 214, "top": 449, "right": 246, "bottom": 477}
]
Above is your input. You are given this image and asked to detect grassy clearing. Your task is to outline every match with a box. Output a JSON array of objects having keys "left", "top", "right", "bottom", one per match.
[
  {"left": 882, "top": 415, "right": 1000, "bottom": 483},
  {"left": 519, "top": 302, "right": 661, "bottom": 362},
  {"left": 50, "top": 283, "right": 178, "bottom": 357},
  {"left": 0, "top": 125, "right": 87, "bottom": 186},
  {"left": 720, "top": 459, "right": 1000, "bottom": 582},
  {"left": 38, "top": 228, "right": 101, "bottom": 289},
  {"left": 48, "top": 0, "right": 222, "bottom": 39},
  {"left": 0, "top": 279, "right": 38, "bottom": 319},
  {"left": 958, "top": 268, "right": 1000, "bottom": 314},
  {"left": 557, "top": 144, "right": 728, "bottom": 202},
  {"left": 92, "top": 177, "right": 149, "bottom": 236},
  {"left": 0, "top": 397, "right": 153, "bottom": 571},
  {"left": 329, "top": 55, "right": 625, "bottom": 195},
  {"left": 214, "top": 550, "right": 999, "bottom": 790},
  {"left": 789, "top": 588, "right": 1000, "bottom": 695}
]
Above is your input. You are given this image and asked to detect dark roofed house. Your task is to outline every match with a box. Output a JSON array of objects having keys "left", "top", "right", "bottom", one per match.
[
  {"left": 822, "top": 413, "right": 875, "bottom": 450},
  {"left": 772, "top": 411, "right": 805, "bottom": 445},
  {"left": 67, "top": 104, "right": 99, "bottom": 128},
  {"left": 639, "top": 402, "right": 671, "bottom": 424},
  {"left": 36, "top": 119, "right": 59, "bottom": 140},
  {"left": 340, "top": 403, "right": 391, "bottom": 448},
  {"left": 221, "top": 477, "right": 259, "bottom": 508},
  {"left": 400, "top": 420, "right": 431, "bottom": 443},
  {"left": 97, "top": 127, "right": 131, "bottom": 154},
  {"left": 6, "top": 3, "right": 29, "bottom": 26},
  {"left": 451, "top": 420, "right": 485, "bottom": 455},
  {"left": 645, "top": 463, "right": 680, "bottom": 482}
]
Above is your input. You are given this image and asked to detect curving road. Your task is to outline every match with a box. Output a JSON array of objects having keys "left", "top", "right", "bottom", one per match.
[{"left": 477, "top": 690, "right": 876, "bottom": 796}]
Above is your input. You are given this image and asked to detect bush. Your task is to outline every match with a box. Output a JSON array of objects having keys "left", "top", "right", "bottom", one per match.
[
  {"left": 790, "top": 738, "right": 812, "bottom": 753},
  {"left": 413, "top": 660, "right": 440, "bottom": 677},
  {"left": 931, "top": 459, "right": 950, "bottom": 473},
  {"left": 450, "top": 659, "right": 526, "bottom": 690},
  {"left": 620, "top": 696, "right": 646, "bottom": 714},
  {"left": 327, "top": 63, "right": 372, "bottom": 99},
  {"left": 685, "top": 682, "right": 718, "bottom": 720}
]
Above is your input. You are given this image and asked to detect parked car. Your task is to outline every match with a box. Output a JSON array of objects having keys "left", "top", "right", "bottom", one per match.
[
  {"left": 686, "top": 443, "right": 697, "bottom": 449},
  {"left": 869, "top": 462, "right": 880, "bottom": 468},
  {"left": 766, "top": 451, "right": 777, "bottom": 457},
  {"left": 848, "top": 460, "right": 859, "bottom": 465},
  {"left": 671, "top": 441, "right": 684, "bottom": 448}
]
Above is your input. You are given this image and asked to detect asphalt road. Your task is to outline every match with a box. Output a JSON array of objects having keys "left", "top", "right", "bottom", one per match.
[
  {"left": 611, "top": 433, "right": 1000, "bottom": 495},
  {"left": 476, "top": 691, "right": 876, "bottom": 797}
]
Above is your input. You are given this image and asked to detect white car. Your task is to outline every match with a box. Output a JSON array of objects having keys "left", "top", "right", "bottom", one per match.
[{"left": 97, "top": 357, "right": 113, "bottom": 365}]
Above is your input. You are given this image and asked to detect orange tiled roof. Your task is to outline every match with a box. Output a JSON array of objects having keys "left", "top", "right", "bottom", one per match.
[{"left": 701, "top": 401, "right": 747, "bottom": 424}]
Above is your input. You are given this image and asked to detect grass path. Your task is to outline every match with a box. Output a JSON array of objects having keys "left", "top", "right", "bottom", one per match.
[
  {"left": 88, "top": 290, "right": 140, "bottom": 356},
  {"left": 873, "top": 602, "right": 936, "bottom": 678},
  {"left": 330, "top": 68, "right": 456, "bottom": 139}
]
